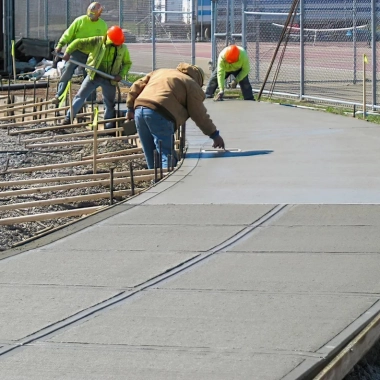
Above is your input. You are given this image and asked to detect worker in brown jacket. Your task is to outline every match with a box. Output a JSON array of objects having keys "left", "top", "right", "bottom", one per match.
[{"left": 126, "top": 63, "right": 225, "bottom": 169}]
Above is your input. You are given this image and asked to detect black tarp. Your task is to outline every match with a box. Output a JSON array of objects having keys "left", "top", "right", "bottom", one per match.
[{"left": 15, "top": 38, "right": 55, "bottom": 62}]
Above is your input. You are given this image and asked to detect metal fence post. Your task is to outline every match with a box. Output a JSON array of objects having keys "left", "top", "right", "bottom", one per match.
[
  {"left": 371, "top": 0, "right": 377, "bottom": 107},
  {"left": 191, "top": 0, "right": 196, "bottom": 65},
  {"left": 242, "top": 0, "right": 247, "bottom": 50},
  {"left": 300, "top": 0, "right": 305, "bottom": 99},
  {"left": 152, "top": 1, "right": 156, "bottom": 70},
  {"left": 211, "top": 0, "right": 217, "bottom": 70},
  {"left": 26, "top": 0, "right": 30, "bottom": 37},
  {"left": 44, "top": 0, "right": 48, "bottom": 39}
]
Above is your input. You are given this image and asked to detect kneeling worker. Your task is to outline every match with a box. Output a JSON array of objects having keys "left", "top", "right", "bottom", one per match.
[
  {"left": 205, "top": 44, "right": 254, "bottom": 101},
  {"left": 126, "top": 63, "right": 225, "bottom": 169}
]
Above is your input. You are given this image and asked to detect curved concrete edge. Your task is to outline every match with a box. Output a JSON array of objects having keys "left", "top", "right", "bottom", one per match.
[
  {"left": 0, "top": 151, "right": 201, "bottom": 260},
  {"left": 282, "top": 300, "right": 380, "bottom": 380}
]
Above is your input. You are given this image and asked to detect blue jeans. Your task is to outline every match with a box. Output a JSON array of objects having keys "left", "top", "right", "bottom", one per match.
[
  {"left": 134, "top": 107, "right": 178, "bottom": 169},
  {"left": 56, "top": 50, "right": 87, "bottom": 98},
  {"left": 66, "top": 75, "right": 116, "bottom": 127}
]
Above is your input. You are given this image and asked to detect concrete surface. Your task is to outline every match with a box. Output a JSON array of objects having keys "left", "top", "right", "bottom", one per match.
[{"left": 1, "top": 99, "right": 380, "bottom": 379}]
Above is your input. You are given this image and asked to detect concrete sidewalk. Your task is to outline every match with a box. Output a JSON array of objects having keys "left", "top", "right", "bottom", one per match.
[{"left": 1, "top": 100, "right": 380, "bottom": 379}]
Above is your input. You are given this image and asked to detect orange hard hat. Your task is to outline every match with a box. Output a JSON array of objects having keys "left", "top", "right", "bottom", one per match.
[
  {"left": 224, "top": 45, "right": 240, "bottom": 63},
  {"left": 107, "top": 26, "right": 125, "bottom": 46}
]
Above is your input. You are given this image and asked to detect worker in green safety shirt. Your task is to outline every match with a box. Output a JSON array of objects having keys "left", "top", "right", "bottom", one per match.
[
  {"left": 52, "top": 2, "right": 108, "bottom": 104},
  {"left": 205, "top": 44, "right": 254, "bottom": 101},
  {"left": 61, "top": 26, "right": 132, "bottom": 129}
]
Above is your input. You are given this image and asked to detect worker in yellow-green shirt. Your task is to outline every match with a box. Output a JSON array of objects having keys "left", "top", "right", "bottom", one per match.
[
  {"left": 52, "top": 2, "right": 108, "bottom": 104},
  {"left": 61, "top": 26, "right": 132, "bottom": 129},
  {"left": 205, "top": 45, "right": 254, "bottom": 101}
]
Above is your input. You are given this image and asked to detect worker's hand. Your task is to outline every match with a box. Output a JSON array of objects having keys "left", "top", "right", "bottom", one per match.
[
  {"left": 55, "top": 46, "right": 62, "bottom": 54},
  {"left": 126, "top": 111, "right": 134, "bottom": 120},
  {"left": 62, "top": 53, "right": 70, "bottom": 61},
  {"left": 114, "top": 75, "right": 122, "bottom": 82},
  {"left": 212, "top": 135, "right": 225, "bottom": 149},
  {"left": 215, "top": 91, "right": 224, "bottom": 101},
  {"left": 230, "top": 80, "right": 237, "bottom": 88}
]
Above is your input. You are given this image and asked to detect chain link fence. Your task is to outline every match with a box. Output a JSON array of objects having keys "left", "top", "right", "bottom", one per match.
[
  {"left": 9, "top": 0, "right": 380, "bottom": 108},
  {"left": 13, "top": 0, "right": 196, "bottom": 76},
  {"left": 212, "top": 0, "right": 379, "bottom": 109}
]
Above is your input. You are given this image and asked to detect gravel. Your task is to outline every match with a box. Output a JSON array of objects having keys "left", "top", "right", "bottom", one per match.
[{"left": 0, "top": 84, "right": 149, "bottom": 251}]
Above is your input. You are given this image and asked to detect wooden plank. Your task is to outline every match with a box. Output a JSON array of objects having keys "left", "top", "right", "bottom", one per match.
[
  {"left": 0, "top": 207, "right": 103, "bottom": 225},
  {"left": 4, "top": 153, "right": 145, "bottom": 173},
  {"left": 0, "top": 189, "right": 144, "bottom": 211},
  {"left": 0, "top": 169, "right": 165, "bottom": 187},
  {"left": 0, "top": 174, "right": 155, "bottom": 197}
]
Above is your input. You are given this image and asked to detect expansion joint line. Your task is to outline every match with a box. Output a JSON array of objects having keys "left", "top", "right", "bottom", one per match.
[{"left": 0, "top": 203, "right": 289, "bottom": 359}]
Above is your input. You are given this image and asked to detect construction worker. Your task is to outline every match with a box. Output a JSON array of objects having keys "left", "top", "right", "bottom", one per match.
[
  {"left": 126, "top": 63, "right": 225, "bottom": 169},
  {"left": 52, "top": 2, "right": 108, "bottom": 104},
  {"left": 61, "top": 26, "right": 132, "bottom": 127},
  {"left": 205, "top": 44, "right": 254, "bottom": 101}
]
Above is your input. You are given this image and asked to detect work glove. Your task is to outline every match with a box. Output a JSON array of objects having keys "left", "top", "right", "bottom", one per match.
[
  {"left": 62, "top": 53, "right": 70, "bottom": 61},
  {"left": 126, "top": 110, "right": 134, "bottom": 120},
  {"left": 215, "top": 91, "right": 224, "bottom": 101},
  {"left": 212, "top": 135, "right": 225, "bottom": 149},
  {"left": 230, "top": 80, "right": 237, "bottom": 88}
]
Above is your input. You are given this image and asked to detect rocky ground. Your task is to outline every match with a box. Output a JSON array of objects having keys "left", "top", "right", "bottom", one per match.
[
  {"left": 344, "top": 340, "right": 380, "bottom": 379},
  {"left": 0, "top": 79, "right": 148, "bottom": 251}
]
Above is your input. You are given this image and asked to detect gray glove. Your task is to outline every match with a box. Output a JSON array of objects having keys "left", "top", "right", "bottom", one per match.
[{"left": 215, "top": 91, "right": 224, "bottom": 101}]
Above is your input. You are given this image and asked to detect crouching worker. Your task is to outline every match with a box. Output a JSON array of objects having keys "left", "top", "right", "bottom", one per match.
[
  {"left": 126, "top": 63, "right": 225, "bottom": 169},
  {"left": 205, "top": 44, "right": 254, "bottom": 101},
  {"left": 61, "top": 26, "right": 132, "bottom": 128}
]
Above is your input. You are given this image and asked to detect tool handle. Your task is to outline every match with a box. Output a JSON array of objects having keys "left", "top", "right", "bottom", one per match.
[{"left": 54, "top": 52, "right": 132, "bottom": 86}]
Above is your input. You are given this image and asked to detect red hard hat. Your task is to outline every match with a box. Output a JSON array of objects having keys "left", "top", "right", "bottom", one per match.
[
  {"left": 224, "top": 45, "right": 240, "bottom": 63},
  {"left": 107, "top": 26, "right": 125, "bottom": 46}
]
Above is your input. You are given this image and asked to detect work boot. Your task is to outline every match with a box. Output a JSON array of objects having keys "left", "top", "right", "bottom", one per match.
[
  {"left": 51, "top": 96, "right": 60, "bottom": 105},
  {"left": 61, "top": 118, "right": 71, "bottom": 125}
]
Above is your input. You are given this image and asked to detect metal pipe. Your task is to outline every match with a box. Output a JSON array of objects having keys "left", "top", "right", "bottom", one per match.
[
  {"left": 152, "top": 0, "right": 156, "bottom": 70},
  {"left": 371, "top": 0, "right": 377, "bottom": 107},
  {"left": 26, "top": 0, "right": 30, "bottom": 37},
  {"left": 44, "top": 0, "right": 48, "bottom": 39},
  {"left": 191, "top": 0, "right": 196, "bottom": 65},
  {"left": 226, "top": 0, "right": 230, "bottom": 46},
  {"left": 242, "top": 0, "right": 247, "bottom": 50},
  {"left": 211, "top": 0, "right": 217, "bottom": 69},
  {"left": 299, "top": 0, "right": 305, "bottom": 99},
  {"left": 56, "top": 54, "right": 132, "bottom": 87},
  {"left": 254, "top": 0, "right": 260, "bottom": 83},
  {"left": 352, "top": 0, "right": 357, "bottom": 84}
]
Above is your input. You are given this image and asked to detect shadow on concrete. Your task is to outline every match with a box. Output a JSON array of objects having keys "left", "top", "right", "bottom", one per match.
[{"left": 185, "top": 150, "right": 273, "bottom": 159}]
